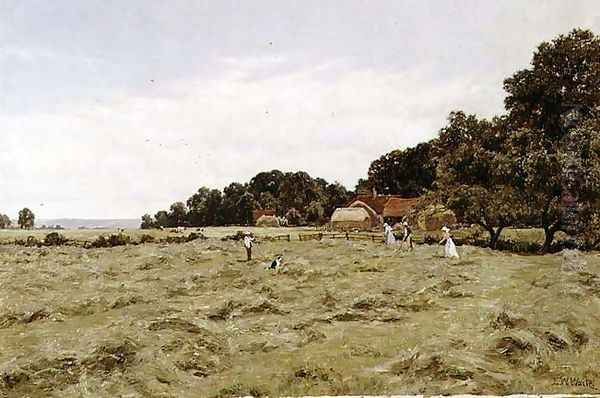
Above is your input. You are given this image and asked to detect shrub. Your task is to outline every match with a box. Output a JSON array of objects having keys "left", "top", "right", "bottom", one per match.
[
  {"left": 139, "top": 234, "right": 155, "bottom": 244},
  {"left": 44, "top": 232, "right": 67, "bottom": 246}
]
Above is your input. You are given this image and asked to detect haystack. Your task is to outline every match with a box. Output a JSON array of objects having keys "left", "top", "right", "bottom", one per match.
[
  {"left": 256, "top": 215, "right": 280, "bottom": 227},
  {"left": 416, "top": 204, "right": 457, "bottom": 231},
  {"left": 330, "top": 208, "right": 371, "bottom": 231}
]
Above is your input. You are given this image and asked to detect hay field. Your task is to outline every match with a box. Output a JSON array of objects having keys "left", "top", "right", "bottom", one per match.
[{"left": 1, "top": 228, "right": 600, "bottom": 397}]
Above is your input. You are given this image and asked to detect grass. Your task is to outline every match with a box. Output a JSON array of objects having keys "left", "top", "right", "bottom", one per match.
[{"left": 1, "top": 227, "right": 600, "bottom": 397}]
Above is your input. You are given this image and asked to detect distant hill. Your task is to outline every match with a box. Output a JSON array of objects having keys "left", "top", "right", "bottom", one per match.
[{"left": 36, "top": 218, "right": 140, "bottom": 230}]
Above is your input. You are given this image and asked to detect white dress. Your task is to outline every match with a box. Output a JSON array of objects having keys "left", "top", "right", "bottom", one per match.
[
  {"left": 444, "top": 235, "right": 459, "bottom": 258},
  {"left": 384, "top": 225, "right": 396, "bottom": 245}
]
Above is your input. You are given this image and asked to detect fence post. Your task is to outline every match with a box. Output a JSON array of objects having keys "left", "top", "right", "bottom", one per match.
[
  {"left": 345, "top": 232, "right": 349, "bottom": 240},
  {"left": 287, "top": 234, "right": 291, "bottom": 242}
]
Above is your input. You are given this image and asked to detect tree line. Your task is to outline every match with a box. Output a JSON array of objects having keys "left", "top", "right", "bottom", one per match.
[
  {"left": 361, "top": 29, "right": 600, "bottom": 252},
  {"left": 0, "top": 208, "right": 36, "bottom": 229},
  {"left": 140, "top": 171, "right": 352, "bottom": 229}
]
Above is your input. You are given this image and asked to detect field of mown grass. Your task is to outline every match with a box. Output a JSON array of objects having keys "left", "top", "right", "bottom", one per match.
[{"left": 1, "top": 227, "right": 600, "bottom": 397}]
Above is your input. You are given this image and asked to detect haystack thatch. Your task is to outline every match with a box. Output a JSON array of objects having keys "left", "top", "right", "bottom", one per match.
[
  {"left": 330, "top": 208, "right": 371, "bottom": 231},
  {"left": 416, "top": 204, "right": 457, "bottom": 231}
]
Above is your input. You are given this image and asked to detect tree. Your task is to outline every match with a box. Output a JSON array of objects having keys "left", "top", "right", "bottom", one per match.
[
  {"left": 168, "top": 202, "right": 187, "bottom": 227},
  {"left": 257, "top": 191, "right": 281, "bottom": 213},
  {"left": 435, "top": 112, "right": 527, "bottom": 248},
  {"left": 248, "top": 170, "right": 284, "bottom": 198},
  {"left": 367, "top": 142, "right": 436, "bottom": 197},
  {"left": 140, "top": 214, "right": 156, "bottom": 229},
  {"left": 154, "top": 210, "right": 169, "bottom": 228},
  {"left": 186, "top": 187, "right": 224, "bottom": 226},
  {"left": 285, "top": 208, "right": 305, "bottom": 226},
  {"left": 0, "top": 214, "right": 11, "bottom": 229},
  {"left": 305, "top": 201, "right": 326, "bottom": 225},
  {"left": 18, "top": 208, "right": 35, "bottom": 229},
  {"left": 186, "top": 187, "right": 210, "bottom": 226},
  {"left": 323, "top": 182, "right": 352, "bottom": 217},
  {"left": 503, "top": 29, "right": 600, "bottom": 250},
  {"left": 237, "top": 192, "right": 258, "bottom": 225},
  {"left": 279, "top": 171, "right": 324, "bottom": 214},
  {"left": 221, "top": 182, "right": 247, "bottom": 225}
]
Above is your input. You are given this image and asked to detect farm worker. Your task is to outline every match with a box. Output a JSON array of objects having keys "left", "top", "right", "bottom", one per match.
[
  {"left": 439, "top": 226, "right": 459, "bottom": 258},
  {"left": 402, "top": 221, "right": 414, "bottom": 250},
  {"left": 243, "top": 232, "right": 255, "bottom": 261},
  {"left": 383, "top": 223, "right": 396, "bottom": 245}
]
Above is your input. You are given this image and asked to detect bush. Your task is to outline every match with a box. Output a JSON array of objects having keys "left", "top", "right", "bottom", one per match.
[
  {"left": 221, "top": 231, "right": 251, "bottom": 241},
  {"left": 88, "top": 233, "right": 131, "bottom": 248},
  {"left": 139, "top": 234, "right": 155, "bottom": 244},
  {"left": 44, "top": 232, "right": 67, "bottom": 246},
  {"left": 25, "top": 236, "right": 42, "bottom": 247}
]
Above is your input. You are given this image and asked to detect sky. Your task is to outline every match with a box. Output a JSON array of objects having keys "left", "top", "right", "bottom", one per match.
[{"left": 1, "top": 1, "right": 600, "bottom": 219}]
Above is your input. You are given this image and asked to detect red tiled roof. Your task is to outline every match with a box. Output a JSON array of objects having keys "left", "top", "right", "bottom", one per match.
[
  {"left": 382, "top": 197, "right": 420, "bottom": 218},
  {"left": 252, "top": 209, "right": 276, "bottom": 222},
  {"left": 345, "top": 195, "right": 420, "bottom": 218},
  {"left": 346, "top": 195, "right": 403, "bottom": 214}
]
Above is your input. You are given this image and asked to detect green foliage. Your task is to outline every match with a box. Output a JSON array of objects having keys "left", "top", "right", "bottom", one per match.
[
  {"left": 140, "top": 214, "right": 156, "bottom": 229},
  {"left": 285, "top": 208, "right": 305, "bottom": 226},
  {"left": 18, "top": 208, "right": 35, "bottom": 229},
  {"left": 367, "top": 142, "right": 436, "bottom": 197},
  {"left": 44, "top": 232, "right": 67, "bottom": 246},
  {"left": 154, "top": 210, "right": 169, "bottom": 228},
  {"left": 0, "top": 214, "right": 11, "bottom": 229},
  {"left": 167, "top": 202, "right": 187, "bottom": 227},
  {"left": 305, "top": 201, "right": 326, "bottom": 225}
]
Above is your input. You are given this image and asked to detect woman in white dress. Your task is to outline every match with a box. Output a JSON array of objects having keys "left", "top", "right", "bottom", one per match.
[
  {"left": 439, "top": 226, "right": 459, "bottom": 258},
  {"left": 383, "top": 223, "right": 396, "bottom": 245}
]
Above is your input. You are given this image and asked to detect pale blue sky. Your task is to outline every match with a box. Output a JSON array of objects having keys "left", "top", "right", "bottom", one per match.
[{"left": 1, "top": 1, "right": 599, "bottom": 218}]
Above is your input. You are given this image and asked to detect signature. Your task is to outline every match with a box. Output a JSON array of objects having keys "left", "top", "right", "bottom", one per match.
[{"left": 554, "top": 376, "right": 596, "bottom": 389}]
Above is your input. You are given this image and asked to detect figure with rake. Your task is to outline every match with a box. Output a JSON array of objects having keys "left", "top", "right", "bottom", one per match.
[
  {"left": 402, "top": 221, "right": 414, "bottom": 251},
  {"left": 242, "top": 231, "right": 255, "bottom": 261}
]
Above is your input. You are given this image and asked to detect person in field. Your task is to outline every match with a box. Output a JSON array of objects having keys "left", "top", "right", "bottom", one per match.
[
  {"left": 402, "top": 221, "right": 414, "bottom": 251},
  {"left": 383, "top": 223, "right": 396, "bottom": 245},
  {"left": 439, "top": 226, "right": 459, "bottom": 258},
  {"left": 243, "top": 232, "right": 255, "bottom": 261}
]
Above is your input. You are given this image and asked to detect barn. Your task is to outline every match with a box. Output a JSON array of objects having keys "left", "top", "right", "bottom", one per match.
[{"left": 330, "top": 208, "right": 371, "bottom": 231}]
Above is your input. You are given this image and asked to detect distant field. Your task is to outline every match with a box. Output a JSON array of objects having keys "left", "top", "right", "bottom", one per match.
[
  {"left": 0, "top": 226, "right": 568, "bottom": 245},
  {"left": 1, "top": 227, "right": 599, "bottom": 396}
]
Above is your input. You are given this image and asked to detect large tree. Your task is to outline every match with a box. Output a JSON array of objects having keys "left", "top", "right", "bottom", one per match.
[
  {"left": 279, "top": 171, "right": 324, "bottom": 214},
  {"left": 367, "top": 142, "right": 436, "bottom": 197},
  {"left": 248, "top": 170, "right": 284, "bottom": 198},
  {"left": 167, "top": 202, "right": 187, "bottom": 227},
  {"left": 154, "top": 210, "right": 169, "bottom": 228},
  {"left": 18, "top": 208, "right": 35, "bottom": 229},
  {"left": 503, "top": 29, "right": 600, "bottom": 250},
  {"left": 435, "top": 112, "right": 527, "bottom": 248},
  {"left": 221, "top": 182, "right": 249, "bottom": 225}
]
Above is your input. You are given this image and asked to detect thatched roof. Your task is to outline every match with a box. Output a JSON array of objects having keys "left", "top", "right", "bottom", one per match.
[{"left": 331, "top": 207, "right": 370, "bottom": 223}]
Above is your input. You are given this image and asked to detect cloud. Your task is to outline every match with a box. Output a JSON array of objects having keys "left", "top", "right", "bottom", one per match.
[{"left": 0, "top": 56, "right": 505, "bottom": 218}]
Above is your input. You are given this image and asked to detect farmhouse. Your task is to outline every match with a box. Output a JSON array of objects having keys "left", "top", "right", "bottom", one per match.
[
  {"left": 252, "top": 209, "right": 276, "bottom": 223},
  {"left": 342, "top": 194, "right": 420, "bottom": 227}
]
